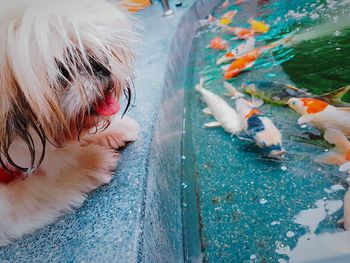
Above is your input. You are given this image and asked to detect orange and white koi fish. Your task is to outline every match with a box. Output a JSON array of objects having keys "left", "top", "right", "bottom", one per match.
[
  {"left": 249, "top": 18, "right": 270, "bottom": 33},
  {"left": 222, "top": 39, "right": 293, "bottom": 79},
  {"left": 225, "top": 82, "right": 285, "bottom": 158},
  {"left": 313, "top": 128, "right": 350, "bottom": 230},
  {"left": 224, "top": 26, "right": 255, "bottom": 39},
  {"left": 196, "top": 79, "right": 241, "bottom": 134},
  {"left": 209, "top": 37, "right": 228, "bottom": 50},
  {"left": 288, "top": 98, "right": 350, "bottom": 136},
  {"left": 219, "top": 10, "right": 237, "bottom": 25},
  {"left": 223, "top": 48, "right": 260, "bottom": 79},
  {"left": 220, "top": 0, "right": 229, "bottom": 8},
  {"left": 216, "top": 37, "right": 255, "bottom": 65}
]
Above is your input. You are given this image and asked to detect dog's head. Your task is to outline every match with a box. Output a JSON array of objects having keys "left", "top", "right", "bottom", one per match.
[{"left": 0, "top": 0, "right": 136, "bottom": 171}]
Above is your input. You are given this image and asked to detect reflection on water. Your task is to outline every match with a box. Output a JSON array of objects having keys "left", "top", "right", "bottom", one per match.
[{"left": 182, "top": 0, "right": 350, "bottom": 262}]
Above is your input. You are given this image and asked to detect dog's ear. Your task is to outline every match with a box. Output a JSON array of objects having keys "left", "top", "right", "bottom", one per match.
[{"left": 0, "top": 92, "right": 47, "bottom": 172}]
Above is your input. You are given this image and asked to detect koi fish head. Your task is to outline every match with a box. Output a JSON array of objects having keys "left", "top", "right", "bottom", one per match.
[
  {"left": 288, "top": 98, "right": 329, "bottom": 115},
  {"left": 216, "top": 51, "right": 235, "bottom": 65},
  {"left": 267, "top": 145, "right": 286, "bottom": 159}
]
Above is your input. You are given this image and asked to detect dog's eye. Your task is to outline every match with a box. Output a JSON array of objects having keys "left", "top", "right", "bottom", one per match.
[
  {"left": 57, "top": 61, "right": 71, "bottom": 86},
  {"left": 90, "top": 59, "right": 110, "bottom": 77}
]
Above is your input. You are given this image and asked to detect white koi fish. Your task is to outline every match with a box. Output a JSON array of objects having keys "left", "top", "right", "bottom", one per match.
[
  {"left": 299, "top": 124, "right": 350, "bottom": 231},
  {"left": 195, "top": 79, "right": 241, "bottom": 134},
  {"left": 314, "top": 128, "right": 350, "bottom": 231},
  {"left": 288, "top": 98, "right": 350, "bottom": 136},
  {"left": 216, "top": 37, "right": 255, "bottom": 65},
  {"left": 224, "top": 82, "right": 285, "bottom": 158}
]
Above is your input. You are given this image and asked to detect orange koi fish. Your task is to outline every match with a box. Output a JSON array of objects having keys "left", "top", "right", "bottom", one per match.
[
  {"left": 219, "top": 10, "right": 237, "bottom": 25},
  {"left": 249, "top": 18, "right": 270, "bottom": 33},
  {"left": 224, "top": 49, "right": 260, "bottom": 79},
  {"left": 235, "top": 0, "right": 245, "bottom": 4},
  {"left": 216, "top": 37, "right": 255, "bottom": 65},
  {"left": 209, "top": 37, "right": 228, "bottom": 50},
  {"left": 224, "top": 26, "right": 255, "bottom": 39},
  {"left": 222, "top": 40, "right": 281, "bottom": 79},
  {"left": 288, "top": 98, "right": 350, "bottom": 136}
]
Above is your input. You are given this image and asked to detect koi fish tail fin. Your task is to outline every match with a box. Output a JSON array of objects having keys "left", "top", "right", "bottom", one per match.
[
  {"left": 314, "top": 128, "right": 350, "bottom": 166},
  {"left": 260, "top": 42, "right": 279, "bottom": 53},
  {"left": 223, "top": 82, "right": 244, "bottom": 98},
  {"left": 320, "top": 85, "right": 350, "bottom": 102},
  {"left": 314, "top": 150, "right": 343, "bottom": 166},
  {"left": 195, "top": 78, "right": 205, "bottom": 91}
]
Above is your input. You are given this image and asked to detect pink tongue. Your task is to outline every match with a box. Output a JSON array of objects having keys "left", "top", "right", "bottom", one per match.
[{"left": 95, "top": 93, "right": 120, "bottom": 116}]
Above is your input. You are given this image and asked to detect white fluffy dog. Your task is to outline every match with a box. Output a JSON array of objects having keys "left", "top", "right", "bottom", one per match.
[{"left": 0, "top": 0, "right": 139, "bottom": 245}]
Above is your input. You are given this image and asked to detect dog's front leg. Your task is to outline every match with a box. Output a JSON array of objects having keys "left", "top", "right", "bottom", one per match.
[
  {"left": 0, "top": 143, "right": 118, "bottom": 246},
  {"left": 82, "top": 116, "right": 140, "bottom": 149}
]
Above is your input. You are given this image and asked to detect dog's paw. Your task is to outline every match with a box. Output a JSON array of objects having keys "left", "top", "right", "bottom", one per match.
[
  {"left": 77, "top": 144, "right": 120, "bottom": 188},
  {"left": 82, "top": 116, "right": 140, "bottom": 149}
]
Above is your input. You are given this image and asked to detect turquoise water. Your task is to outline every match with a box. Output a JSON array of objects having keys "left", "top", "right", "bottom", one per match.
[{"left": 182, "top": 0, "right": 350, "bottom": 262}]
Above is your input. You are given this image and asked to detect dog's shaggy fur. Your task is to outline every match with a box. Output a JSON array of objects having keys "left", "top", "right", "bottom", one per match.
[{"left": 0, "top": 0, "right": 139, "bottom": 245}]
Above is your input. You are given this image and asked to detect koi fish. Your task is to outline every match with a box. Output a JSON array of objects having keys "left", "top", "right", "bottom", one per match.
[
  {"left": 235, "top": 0, "right": 245, "bottom": 4},
  {"left": 243, "top": 81, "right": 350, "bottom": 107},
  {"left": 314, "top": 128, "right": 350, "bottom": 172},
  {"left": 216, "top": 37, "right": 255, "bottom": 65},
  {"left": 249, "top": 18, "right": 270, "bottom": 33},
  {"left": 195, "top": 79, "right": 241, "bottom": 134},
  {"left": 288, "top": 98, "right": 350, "bottom": 136},
  {"left": 224, "top": 48, "right": 260, "bottom": 79},
  {"left": 223, "top": 40, "right": 289, "bottom": 79},
  {"left": 220, "top": 0, "right": 229, "bottom": 8},
  {"left": 224, "top": 26, "right": 255, "bottom": 39},
  {"left": 313, "top": 128, "right": 350, "bottom": 231},
  {"left": 219, "top": 10, "right": 237, "bottom": 25},
  {"left": 225, "top": 82, "right": 285, "bottom": 158},
  {"left": 209, "top": 37, "right": 228, "bottom": 50}
]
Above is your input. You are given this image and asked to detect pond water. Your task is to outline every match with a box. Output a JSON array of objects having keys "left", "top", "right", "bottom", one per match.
[{"left": 182, "top": 0, "right": 350, "bottom": 262}]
